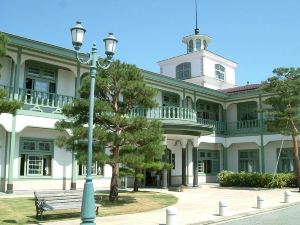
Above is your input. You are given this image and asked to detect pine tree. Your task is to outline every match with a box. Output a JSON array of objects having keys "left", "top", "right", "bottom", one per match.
[
  {"left": 119, "top": 118, "right": 170, "bottom": 191},
  {"left": 56, "top": 60, "right": 164, "bottom": 201},
  {"left": 260, "top": 68, "right": 300, "bottom": 190},
  {"left": 0, "top": 34, "right": 22, "bottom": 115}
]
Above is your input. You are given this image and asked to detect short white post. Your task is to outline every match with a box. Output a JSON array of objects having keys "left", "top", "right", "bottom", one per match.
[
  {"left": 284, "top": 190, "right": 291, "bottom": 203},
  {"left": 257, "top": 195, "right": 265, "bottom": 209},
  {"left": 219, "top": 200, "right": 228, "bottom": 216},
  {"left": 166, "top": 207, "right": 177, "bottom": 225}
]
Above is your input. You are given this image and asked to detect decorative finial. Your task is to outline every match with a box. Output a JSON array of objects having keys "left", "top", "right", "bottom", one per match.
[{"left": 194, "top": 0, "right": 199, "bottom": 34}]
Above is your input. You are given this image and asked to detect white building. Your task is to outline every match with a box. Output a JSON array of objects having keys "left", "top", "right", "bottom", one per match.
[{"left": 0, "top": 28, "right": 296, "bottom": 193}]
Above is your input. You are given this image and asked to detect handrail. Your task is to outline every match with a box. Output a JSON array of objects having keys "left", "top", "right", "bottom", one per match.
[{"left": 17, "top": 88, "right": 74, "bottom": 108}]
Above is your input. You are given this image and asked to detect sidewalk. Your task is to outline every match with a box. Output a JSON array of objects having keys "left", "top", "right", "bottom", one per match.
[{"left": 35, "top": 184, "right": 300, "bottom": 225}]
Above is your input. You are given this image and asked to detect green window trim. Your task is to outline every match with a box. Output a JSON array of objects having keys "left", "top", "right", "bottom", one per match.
[
  {"left": 162, "top": 92, "right": 180, "bottom": 107},
  {"left": 196, "top": 100, "right": 219, "bottom": 121},
  {"left": 197, "top": 150, "right": 220, "bottom": 175},
  {"left": 237, "top": 101, "right": 258, "bottom": 121},
  {"left": 176, "top": 62, "right": 191, "bottom": 80},
  {"left": 19, "top": 138, "right": 54, "bottom": 177},
  {"left": 77, "top": 161, "right": 104, "bottom": 177},
  {"left": 215, "top": 64, "right": 225, "bottom": 81},
  {"left": 238, "top": 149, "right": 259, "bottom": 172},
  {"left": 24, "top": 61, "right": 58, "bottom": 95},
  {"left": 277, "top": 148, "right": 300, "bottom": 172}
]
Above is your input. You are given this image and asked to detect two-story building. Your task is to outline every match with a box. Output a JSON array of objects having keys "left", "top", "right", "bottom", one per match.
[{"left": 0, "top": 28, "right": 296, "bottom": 193}]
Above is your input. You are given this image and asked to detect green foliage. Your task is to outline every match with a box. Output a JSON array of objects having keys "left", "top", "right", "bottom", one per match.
[
  {"left": 260, "top": 67, "right": 300, "bottom": 135},
  {"left": 0, "top": 33, "right": 9, "bottom": 76},
  {"left": 218, "top": 171, "right": 297, "bottom": 188},
  {"left": 0, "top": 34, "right": 22, "bottom": 115},
  {"left": 56, "top": 60, "right": 164, "bottom": 199}
]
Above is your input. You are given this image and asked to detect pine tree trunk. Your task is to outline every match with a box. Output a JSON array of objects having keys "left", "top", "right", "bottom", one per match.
[
  {"left": 109, "top": 162, "right": 119, "bottom": 201},
  {"left": 291, "top": 133, "right": 300, "bottom": 191},
  {"left": 133, "top": 171, "right": 139, "bottom": 192},
  {"left": 290, "top": 117, "right": 300, "bottom": 191}
]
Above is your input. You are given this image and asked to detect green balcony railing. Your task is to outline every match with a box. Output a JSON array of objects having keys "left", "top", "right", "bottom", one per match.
[
  {"left": 0, "top": 85, "right": 274, "bottom": 135},
  {"left": 129, "top": 106, "right": 197, "bottom": 122},
  {"left": 226, "top": 119, "right": 263, "bottom": 135},
  {"left": 17, "top": 88, "right": 74, "bottom": 109}
]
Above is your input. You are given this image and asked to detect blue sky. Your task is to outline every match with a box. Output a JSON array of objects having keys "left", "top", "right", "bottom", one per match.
[{"left": 1, "top": 0, "right": 300, "bottom": 86}]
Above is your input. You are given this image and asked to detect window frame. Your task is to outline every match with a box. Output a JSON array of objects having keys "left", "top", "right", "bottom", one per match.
[
  {"left": 77, "top": 161, "right": 104, "bottom": 177},
  {"left": 176, "top": 62, "right": 191, "bottom": 80},
  {"left": 238, "top": 149, "right": 259, "bottom": 172},
  {"left": 19, "top": 137, "right": 54, "bottom": 178},
  {"left": 215, "top": 64, "right": 226, "bottom": 81},
  {"left": 277, "top": 148, "right": 300, "bottom": 172},
  {"left": 197, "top": 150, "right": 220, "bottom": 175}
]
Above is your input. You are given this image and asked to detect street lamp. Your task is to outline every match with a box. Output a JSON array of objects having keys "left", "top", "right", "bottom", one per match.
[{"left": 70, "top": 21, "right": 117, "bottom": 225}]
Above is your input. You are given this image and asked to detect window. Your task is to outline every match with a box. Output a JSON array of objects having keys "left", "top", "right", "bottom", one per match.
[
  {"left": 196, "top": 100, "right": 219, "bottom": 121},
  {"left": 277, "top": 148, "right": 300, "bottom": 172},
  {"left": 176, "top": 62, "right": 191, "bottom": 80},
  {"left": 198, "top": 150, "right": 220, "bottom": 174},
  {"left": 162, "top": 93, "right": 180, "bottom": 107},
  {"left": 203, "top": 40, "right": 208, "bottom": 50},
  {"left": 238, "top": 150, "right": 259, "bottom": 172},
  {"left": 19, "top": 138, "right": 53, "bottom": 177},
  {"left": 78, "top": 161, "right": 104, "bottom": 176},
  {"left": 215, "top": 64, "right": 225, "bottom": 80},
  {"left": 237, "top": 102, "right": 258, "bottom": 121},
  {"left": 25, "top": 62, "right": 57, "bottom": 104},
  {"left": 188, "top": 40, "right": 193, "bottom": 53},
  {"left": 196, "top": 39, "right": 201, "bottom": 50}
]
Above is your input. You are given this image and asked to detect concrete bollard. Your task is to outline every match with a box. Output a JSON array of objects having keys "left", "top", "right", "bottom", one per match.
[
  {"left": 284, "top": 190, "right": 291, "bottom": 203},
  {"left": 257, "top": 195, "right": 265, "bottom": 209},
  {"left": 219, "top": 200, "right": 228, "bottom": 216},
  {"left": 166, "top": 207, "right": 177, "bottom": 225}
]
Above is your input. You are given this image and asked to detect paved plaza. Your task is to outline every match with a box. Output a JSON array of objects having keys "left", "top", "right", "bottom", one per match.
[{"left": 12, "top": 184, "right": 298, "bottom": 225}]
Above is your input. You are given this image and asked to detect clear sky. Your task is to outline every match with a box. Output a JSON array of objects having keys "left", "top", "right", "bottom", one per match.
[{"left": 1, "top": 0, "right": 300, "bottom": 86}]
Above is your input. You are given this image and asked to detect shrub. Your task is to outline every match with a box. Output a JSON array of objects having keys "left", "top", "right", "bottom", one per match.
[{"left": 218, "top": 171, "right": 297, "bottom": 188}]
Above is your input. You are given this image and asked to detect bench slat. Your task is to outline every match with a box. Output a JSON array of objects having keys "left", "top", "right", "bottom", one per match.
[{"left": 34, "top": 190, "right": 101, "bottom": 220}]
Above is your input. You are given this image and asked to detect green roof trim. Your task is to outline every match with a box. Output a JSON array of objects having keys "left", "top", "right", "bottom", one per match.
[{"left": 1, "top": 31, "right": 88, "bottom": 62}]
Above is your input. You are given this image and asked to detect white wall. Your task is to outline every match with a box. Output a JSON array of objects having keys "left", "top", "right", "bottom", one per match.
[
  {"left": 14, "top": 127, "right": 73, "bottom": 179},
  {"left": 202, "top": 54, "right": 236, "bottom": 85},
  {"left": 57, "top": 69, "right": 76, "bottom": 96},
  {"left": 226, "top": 104, "right": 237, "bottom": 122}
]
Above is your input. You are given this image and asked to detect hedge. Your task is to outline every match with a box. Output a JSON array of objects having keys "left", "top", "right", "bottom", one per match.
[{"left": 217, "top": 171, "right": 297, "bottom": 188}]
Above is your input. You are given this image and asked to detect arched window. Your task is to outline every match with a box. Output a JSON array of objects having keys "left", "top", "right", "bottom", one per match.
[
  {"left": 203, "top": 40, "right": 208, "bottom": 50},
  {"left": 215, "top": 64, "right": 225, "bottom": 80},
  {"left": 196, "top": 39, "right": 201, "bottom": 50},
  {"left": 176, "top": 62, "right": 191, "bottom": 80},
  {"left": 188, "top": 40, "right": 193, "bottom": 53}
]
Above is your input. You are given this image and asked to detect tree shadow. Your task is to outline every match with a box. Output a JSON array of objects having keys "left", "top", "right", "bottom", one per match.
[
  {"left": 2, "top": 220, "right": 17, "bottom": 224},
  {"left": 99, "top": 195, "right": 137, "bottom": 207},
  {"left": 26, "top": 211, "right": 80, "bottom": 223}
]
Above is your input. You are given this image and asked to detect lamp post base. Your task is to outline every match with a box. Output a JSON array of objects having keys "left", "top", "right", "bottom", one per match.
[{"left": 81, "top": 177, "right": 96, "bottom": 225}]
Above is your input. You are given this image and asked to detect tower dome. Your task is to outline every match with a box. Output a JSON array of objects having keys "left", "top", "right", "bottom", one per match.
[{"left": 182, "top": 0, "right": 212, "bottom": 53}]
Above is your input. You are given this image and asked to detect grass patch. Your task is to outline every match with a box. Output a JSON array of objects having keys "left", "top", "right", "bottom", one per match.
[{"left": 0, "top": 191, "right": 177, "bottom": 224}]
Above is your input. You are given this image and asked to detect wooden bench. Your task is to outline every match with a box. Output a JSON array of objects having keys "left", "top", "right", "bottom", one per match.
[{"left": 34, "top": 191, "right": 101, "bottom": 220}]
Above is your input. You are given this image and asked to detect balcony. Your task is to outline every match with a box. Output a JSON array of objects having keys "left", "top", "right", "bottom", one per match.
[
  {"left": 226, "top": 119, "right": 263, "bottom": 136},
  {"left": 0, "top": 85, "right": 74, "bottom": 114},
  {"left": 0, "top": 85, "right": 266, "bottom": 136}
]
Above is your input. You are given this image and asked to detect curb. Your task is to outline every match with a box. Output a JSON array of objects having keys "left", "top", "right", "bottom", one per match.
[{"left": 190, "top": 201, "right": 300, "bottom": 225}]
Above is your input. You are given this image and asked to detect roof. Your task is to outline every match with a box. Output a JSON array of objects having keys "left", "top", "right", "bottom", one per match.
[{"left": 221, "top": 84, "right": 260, "bottom": 93}]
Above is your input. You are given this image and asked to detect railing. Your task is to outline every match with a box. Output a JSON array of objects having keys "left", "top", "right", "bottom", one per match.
[
  {"left": 17, "top": 88, "right": 74, "bottom": 109},
  {"left": 129, "top": 106, "right": 197, "bottom": 122},
  {"left": 0, "top": 86, "right": 270, "bottom": 135},
  {"left": 226, "top": 119, "right": 263, "bottom": 135}
]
